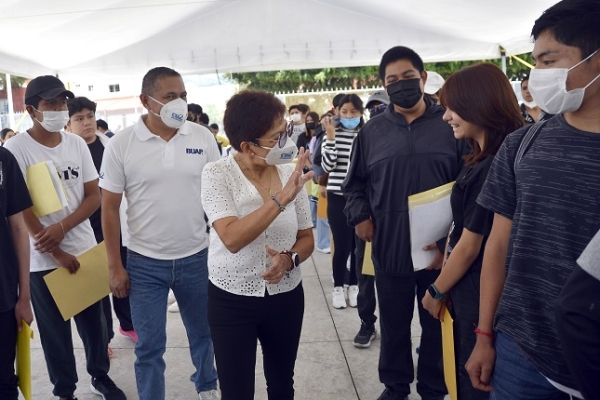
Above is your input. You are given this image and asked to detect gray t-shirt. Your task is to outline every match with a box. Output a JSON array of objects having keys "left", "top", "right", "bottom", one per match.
[
  {"left": 477, "top": 114, "right": 600, "bottom": 388},
  {"left": 578, "top": 229, "right": 600, "bottom": 281}
]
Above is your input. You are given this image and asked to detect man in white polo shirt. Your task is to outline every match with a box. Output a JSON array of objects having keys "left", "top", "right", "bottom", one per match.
[{"left": 99, "top": 67, "right": 220, "bottom": 400}]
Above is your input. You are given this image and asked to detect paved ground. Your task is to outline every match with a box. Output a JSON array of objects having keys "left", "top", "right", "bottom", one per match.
[{"left": 23, "top": 247, "right": 439, "bottom": 400}]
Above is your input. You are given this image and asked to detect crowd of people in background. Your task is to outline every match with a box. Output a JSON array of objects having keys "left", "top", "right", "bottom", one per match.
[{"left": 0, "top": 0, "right": 599, "bottom": 399}]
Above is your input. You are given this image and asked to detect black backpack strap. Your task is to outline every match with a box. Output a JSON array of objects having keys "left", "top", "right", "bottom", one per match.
[{"left": 514, "top": 120, "right": 548, "bottom": 171}]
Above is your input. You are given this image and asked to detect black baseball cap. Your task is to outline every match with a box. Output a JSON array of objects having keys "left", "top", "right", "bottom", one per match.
[{"left": 25, "top": 75, "right": 74, "bottom": 105}]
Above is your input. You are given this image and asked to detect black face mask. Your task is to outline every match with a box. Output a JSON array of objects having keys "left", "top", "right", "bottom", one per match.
[
  {"left": 386, "top": 78, "right": 423, "bottom": 109},
  {"left": 306, "top": 122, "right": 317, "bottom": 130}
]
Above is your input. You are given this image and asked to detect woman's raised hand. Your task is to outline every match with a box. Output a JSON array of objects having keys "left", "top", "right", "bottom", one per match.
[{"left": 278, "top": 147, "right": 314, "bottom": 205}]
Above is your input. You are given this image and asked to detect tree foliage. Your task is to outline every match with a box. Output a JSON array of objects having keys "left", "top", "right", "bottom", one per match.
[
  {"left": 226, "top": 53, "right": 534, "bottom": 93},
  {"left": 0, "top": 74, "right": 27, "bottom": 89}
]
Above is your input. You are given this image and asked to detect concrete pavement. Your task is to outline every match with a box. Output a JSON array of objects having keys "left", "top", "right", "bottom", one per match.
[{"left": 23, "top": 248, "right": 435, "bottom": 400}]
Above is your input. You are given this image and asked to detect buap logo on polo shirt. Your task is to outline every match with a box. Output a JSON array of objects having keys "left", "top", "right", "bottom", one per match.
[{"left": 186, "top": 148, "right": 204, "bottom": 155}]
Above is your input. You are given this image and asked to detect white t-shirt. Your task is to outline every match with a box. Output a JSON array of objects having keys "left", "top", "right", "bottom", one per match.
[
  {"left": 5, "top": 131, "right": 98, "bottom": 272},
  {"left": 201, "top": 156, "right": 313, "bottom": 297},
  {"left": 99, "top": 117, "right": 220, "bottom": 260}
]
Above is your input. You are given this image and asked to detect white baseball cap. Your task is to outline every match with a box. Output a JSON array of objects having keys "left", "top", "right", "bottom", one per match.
[{"left": 424, "top": 71, "right": 445, "bottom": 95}]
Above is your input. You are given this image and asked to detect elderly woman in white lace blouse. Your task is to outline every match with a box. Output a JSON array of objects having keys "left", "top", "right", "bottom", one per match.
[{"left": 201, "top": 90, "right": 314, "bottom": 400}]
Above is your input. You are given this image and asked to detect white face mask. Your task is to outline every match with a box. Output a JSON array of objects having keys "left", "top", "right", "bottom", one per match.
[
  {"left": 522, "top": 100, "right": 537, "bottom": 109},
  {"left": 254, "top": 137, "right": 298, "bottom": 165},
  {"left": 148, "top": 96, "right": 187, "bottom": 129},
  {"left": 34, "top": 109, "right": 69, "bottom": 132},
  {"left": 528, "top": 49, "right": 600, "bottom": 114},
  {"left": 290, "top": 113, "right": 302, "bottom": 123}
]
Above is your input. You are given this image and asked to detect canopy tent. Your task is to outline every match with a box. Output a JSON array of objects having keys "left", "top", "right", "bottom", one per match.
[{"left": 0, "top": 0, "right": 556, "bottom": 81}]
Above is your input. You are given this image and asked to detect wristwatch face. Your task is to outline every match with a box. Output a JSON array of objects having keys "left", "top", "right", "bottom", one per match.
[
  {"left": 428, "top": 285, "right": 445, "bottom": 300},
  {"left": 427, "top": 285, "right": 437, "bottom": 298},
  {"left": 292, "top": 252, "right": 300, "bottom": 267}
]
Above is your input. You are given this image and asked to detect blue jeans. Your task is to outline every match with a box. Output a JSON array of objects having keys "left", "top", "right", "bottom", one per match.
[
  {"left": 491, "top": 331, "right": 571, "bottom": 400},
  {"left": 309, "top": 195, "right": 318, "bottom": 227},
  {"left": 316, "top": 217, "right": 330, "bottom": 250},
  {"left": 127, "top": 248, "right": 217, "bottom": 399}
]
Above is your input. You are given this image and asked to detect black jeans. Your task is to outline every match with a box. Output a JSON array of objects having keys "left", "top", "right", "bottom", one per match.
[
  {"left": 0, "top": 308, "right": 18, "bottom": 400},
  {"left": 354, "top": 236, "right": 377, "bottom": 326},
  {"left": 327, "top": 193, "right": 357, "bottom": 287},
  {"left": 208, "top": 282, "right": 304, "bottom": 400},
  {"left": 375, "top": 269, "right": 447, "bottom": 400},
  {"left": 102, "top": 245, "right": 134, "bottom": 340},
  {"left": 450, "top": 269, "right": 489, "bottom": 400},
  {"left": 556, "top": 265, "right": 600, "bottom": 400},
  {"left": 30, "top": 270, "right": 110, "bottom": 398}
]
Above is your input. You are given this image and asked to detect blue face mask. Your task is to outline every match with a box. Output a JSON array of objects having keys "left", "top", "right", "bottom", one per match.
[{"left": 340, "top": 117, "right": 361, "bottom": 130}]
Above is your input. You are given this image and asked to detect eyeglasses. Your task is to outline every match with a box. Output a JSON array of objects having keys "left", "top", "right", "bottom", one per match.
[
  {"left": 254, "top": 122, "right": 294, "bottom": 148},
  {"left": 369, "top": 104, "right": 387, "bottom": 114},
  {"left": 275, "top": 122, "right": 294, "bottom": 148}
]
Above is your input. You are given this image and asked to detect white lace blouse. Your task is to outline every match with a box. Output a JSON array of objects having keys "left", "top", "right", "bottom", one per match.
[{"left": 201, "top": 156, "right": 313, "bottom": 297}]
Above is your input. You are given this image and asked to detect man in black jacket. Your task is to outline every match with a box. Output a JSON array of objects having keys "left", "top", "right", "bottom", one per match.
[{"left": 343, "top": 46, "right": 464, "bottom": 400}]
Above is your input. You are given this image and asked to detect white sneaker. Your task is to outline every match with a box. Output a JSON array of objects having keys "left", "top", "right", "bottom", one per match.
[
  {"left": 317, "top": 246, "right": 331, "bottom": 254},
  {"left": 167, "top": 290, "right": 176, "bottom": 304},
  {"left": 332, "top": 287, "right": 347, "bottom": 309},
  {"left": 168, "top": 301, "right": 179, "bottom": 313},
  {"left": 199, "top": 389, "right": 220, "bottom": 400},
  {"left": 348, "top": 285, "right": 359, "bottom": 308}
]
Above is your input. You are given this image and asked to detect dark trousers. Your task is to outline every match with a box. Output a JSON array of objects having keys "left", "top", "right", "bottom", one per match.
[
  {"left": 450, "top": 269, "right": 489, "bottom": 400},
  {"left": 208, "top": 282, "right": 304, "bottom": 400},
  {"left": 102, "top": 245, "right": 134, "bottom": 339},
  {"left": 0, "top": 308, "right": 18, "bottom": 400},
  {"left": 327, "top": 193, "right": 357, "bottom": 287},
  {"left": 30, "top": 270, "right": 110, "bottom": 398},
  {"left": 354, "top": 237, "right": 377, "bottom": 326},
  {"left": 556, "top": 265, "right": 600, "bottom": 400},
  {"left": 375, "top": 269, "right": 447, "bottom": 400}
]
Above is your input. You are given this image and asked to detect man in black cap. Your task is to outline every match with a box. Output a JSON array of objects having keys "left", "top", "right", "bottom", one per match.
[
  {"left": 365, "top": 90, "right": 390, "bottom": 119},
  {"left": 4, "top": 75, "right": 126, "bottom": 400}
]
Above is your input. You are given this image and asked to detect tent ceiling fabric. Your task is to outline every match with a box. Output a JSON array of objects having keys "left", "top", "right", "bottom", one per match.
[{"left": 0, "top": 0, "right": 556, "bottom": 80}]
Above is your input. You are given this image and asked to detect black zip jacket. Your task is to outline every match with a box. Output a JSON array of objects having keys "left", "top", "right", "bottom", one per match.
[{"left": 342, "top": 98, "right": 465, "bottom": 276}]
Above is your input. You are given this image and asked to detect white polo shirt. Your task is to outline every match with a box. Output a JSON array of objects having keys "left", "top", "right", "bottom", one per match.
[{"left": 99, "top": 117, "right": 220, "bottom": 260}]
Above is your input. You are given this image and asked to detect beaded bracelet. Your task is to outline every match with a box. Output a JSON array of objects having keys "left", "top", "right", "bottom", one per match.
[
  {"left": 271, "top": 195, "right": 285, "bottom": 213},
  {"left": 474, "top": 328, "right": 494, "bottom": 340}
]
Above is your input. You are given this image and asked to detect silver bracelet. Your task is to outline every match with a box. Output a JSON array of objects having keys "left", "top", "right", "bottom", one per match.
[{"left": 271, "top": 195, "right": 285, "bottom": 213}]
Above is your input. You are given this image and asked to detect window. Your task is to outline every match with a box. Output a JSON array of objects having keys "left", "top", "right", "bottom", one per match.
[{"left": 109, "top": 84, "right": 120, "bottom": 93}]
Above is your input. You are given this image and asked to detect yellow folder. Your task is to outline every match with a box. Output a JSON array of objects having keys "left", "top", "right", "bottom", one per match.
[
  {"left": 43, "top": 242, "right": 111, "bottom": 321},
  {"left": 441, "top": 306, "right": 458, "bottom": 400},
  {"left": 16, "top": 321, "right": 34, "bottom": 400},
  {"left": 317, "top": 193, "right": 328, "bottom": 219},
  {"left": 26, "top": 161, "right": 68, "bottom": 218},
  {"left": 408, "top": 182, "right": 455, "bottom": 271},
  {"left": 362, "top": 241, "right": 375, "bottom": 276}
]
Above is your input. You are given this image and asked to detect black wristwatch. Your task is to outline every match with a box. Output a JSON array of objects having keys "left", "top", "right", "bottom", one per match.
[
  {"left": 428, "top": 284, "right": 446, "bottom": 300},
  {"left": 282, "top": 251, "right": 300, "bottom": 270}
]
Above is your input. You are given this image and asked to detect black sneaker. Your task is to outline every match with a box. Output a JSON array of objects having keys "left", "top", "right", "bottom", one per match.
[
  {"left": 59, "top": 397, "right": 78, "bottom": 400},
  {"left": 376, "top": 387, "right": 408, "bottom": 400},
  {"left": 353, "top": 321, "right": 376, "bottom": 348},
  {"left": 90, "top": 375, "right": 127, "bottom": 400}
]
